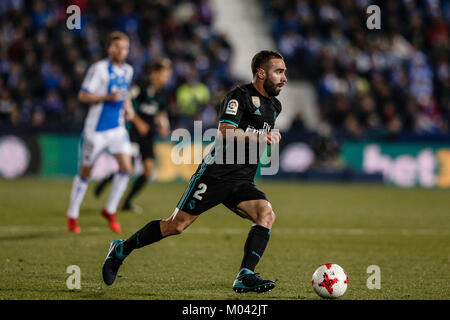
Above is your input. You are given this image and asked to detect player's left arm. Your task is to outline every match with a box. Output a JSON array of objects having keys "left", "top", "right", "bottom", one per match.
[
  {"left": 124, "top": 66, "right": 135, "bottom": 122},
  {"left": 265, "top": 130, "right": 281, "bottom": 145},
  {"left": 124, "top": 92, "right": 135, "bottom": 121},
  {"left": 218, "top": 122, "right": 281, "bottom": 145},
  {"left": 267, "top": 100, "right": 282, "bottom": 145}
]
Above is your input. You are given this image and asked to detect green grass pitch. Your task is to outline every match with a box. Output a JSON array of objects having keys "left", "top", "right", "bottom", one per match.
[{"left": 0, "top": 178, "right": 448, "bottom": 300}]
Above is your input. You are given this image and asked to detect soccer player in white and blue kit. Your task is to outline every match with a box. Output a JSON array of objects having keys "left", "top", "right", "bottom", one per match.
[{"left": 66, "top": 32, "right": 135, "bottom": 233}]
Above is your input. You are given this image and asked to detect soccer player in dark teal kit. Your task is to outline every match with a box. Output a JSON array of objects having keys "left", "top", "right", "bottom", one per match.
[{"left": 102, "top": 50, "right": 287, "bottom": 293}]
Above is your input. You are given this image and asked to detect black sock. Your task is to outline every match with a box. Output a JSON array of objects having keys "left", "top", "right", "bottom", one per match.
[
  {"left": 240, "top": 225, "right": 271, "bottom": 272},
  {"left": 123, "top": 175, "right": 147, "bottom": 206},
  {"left": 95, "top": 174, "right": 114, "bottom": 196},
  {"left": 122, "top": 219, "right": 164, "bottom": 255}
]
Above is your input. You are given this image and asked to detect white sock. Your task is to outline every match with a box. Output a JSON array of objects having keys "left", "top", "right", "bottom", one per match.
[
  {"left": 105, "top": 172, "right": 130, "bottom": 214},
  {"left": 67, "top": 175, "right": 89, "bottom": 219}
]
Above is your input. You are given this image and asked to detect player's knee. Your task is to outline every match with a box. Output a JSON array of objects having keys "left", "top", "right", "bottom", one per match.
[
  {"left": 167, "top": 221, "right": 185, "bottom": 236},
  {"left": 117, "top": 158, "right": 133, "bottom": 175},
  {"left": 269, "top": 210, "right": 276, "bottom": 224},
  {"left": 123, "top": 164, "right": 133, "bottom": 175},
  {"left": 143, "top": 162, "right": 153, "bottom": 177},
  {"left": 257, "top": 207, "right": 275, "bottom": 228},
  {"left": 266, "top": 210, "right": 276, "bottom": 227},
  {"left": 80, "top": 166, "right": 92, "bottom": 179},
  {"left": 143, "top": 169, "right": 152, "bottom": 178},
  {"left": 80, "top": 172, "right": 90, "bottom": 180},
  {"left": 174, "top": 224, "right": 185, "bottom": 235},
  {"left": 169, "top": 224, "right": 184, "bottom": 236}
]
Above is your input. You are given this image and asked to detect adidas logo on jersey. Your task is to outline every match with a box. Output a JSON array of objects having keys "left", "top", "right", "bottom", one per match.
[{"left": 253, "top": 109, "right": 261, "bottom": 116}]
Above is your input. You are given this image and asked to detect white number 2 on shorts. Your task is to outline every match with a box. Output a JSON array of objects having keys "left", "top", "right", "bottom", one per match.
[{"left": 193, "top": 183, "right": 207, "bottom": 201}]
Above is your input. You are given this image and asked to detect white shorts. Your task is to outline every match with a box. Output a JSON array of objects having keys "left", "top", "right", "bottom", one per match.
[{"left": 80, "top": 126, "right": 132, "bottom": 167}]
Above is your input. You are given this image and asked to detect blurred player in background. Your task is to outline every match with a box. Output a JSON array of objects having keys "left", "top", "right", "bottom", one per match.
[
  {"left": 94, "top": 58, "right": 172, "bottom": 213},
  {"left": 66, "top": 31, "right": 135, "bottom": 234},
  {"left": 102, "top": 50, "right": 287, "bottom": 294}
]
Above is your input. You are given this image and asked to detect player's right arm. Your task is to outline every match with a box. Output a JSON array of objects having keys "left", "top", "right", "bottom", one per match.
[
  {"left": 78, "top": 91, "right": 122, "bottom": 104},
  {"left": 131, "top": 114, "right": 150, "bottom": 136},
  {"left": 155, "top": 111, "right": 170, "bottom": 138},
  {"left": 78, "top": 62, "right": 122, "bottom": 104},
  {"left": 128, "top": 91, "right": 150, "bottom": 136}
]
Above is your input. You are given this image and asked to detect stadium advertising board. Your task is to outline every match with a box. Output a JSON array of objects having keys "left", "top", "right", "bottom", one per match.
[
  {"left": 0, "top": 134, "right": 200, "bottom": 182},
  {"left": 341, "top": 142, "right": 450, "bottom": 188},
  {"left": 2, "top": 134, "right": 449, "bottom": 189}
]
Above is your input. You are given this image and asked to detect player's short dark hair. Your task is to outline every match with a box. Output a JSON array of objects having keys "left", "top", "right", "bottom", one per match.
[
  {"left": 150, "top": 57, "right": 172, "bottom": 72},
  {"left": 106, "top": 31, "right": 129, "bottom": 48},
  {"left": 251, "top": 50, "right": 284, "bottom": 76}
]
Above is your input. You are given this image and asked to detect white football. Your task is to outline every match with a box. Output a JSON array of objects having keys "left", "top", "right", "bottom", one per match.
[{"left": 312, "top": 264, "right": 348, "bottom": 299}]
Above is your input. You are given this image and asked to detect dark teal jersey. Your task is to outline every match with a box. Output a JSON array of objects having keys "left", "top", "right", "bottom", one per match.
[{"left": 200, "top": 83, "right": 282, "bottom": 181}]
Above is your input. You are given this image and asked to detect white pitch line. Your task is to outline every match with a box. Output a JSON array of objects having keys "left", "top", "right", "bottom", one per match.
[
  {"left": 185, "top": 227, "right": 449, "bottom": 236},
  {"left": 0, "top": 226, "right": 448, "bottom": 236},
  {"left": 0, "top": 225, "right": 101, "bottom": 232}
]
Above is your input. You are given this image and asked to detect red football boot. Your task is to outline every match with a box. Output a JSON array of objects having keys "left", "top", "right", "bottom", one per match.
[
  {"left": 102, "top": 209, "right": 122, "bottom": 233},
  {"left": 67, "top": 217, "right": 81, "bottom": 234}
]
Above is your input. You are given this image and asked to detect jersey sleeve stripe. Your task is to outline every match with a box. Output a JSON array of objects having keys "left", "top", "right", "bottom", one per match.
[{"left": 219, "top": 119, "right": 238, "bottom": 127}]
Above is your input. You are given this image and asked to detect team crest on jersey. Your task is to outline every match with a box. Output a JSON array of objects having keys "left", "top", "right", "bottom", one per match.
[
  {"left": 225, "top": 99, "right": 239, "bottom": 115},
  {"left": 252, "top": 96, "right": 260, "bottom": 108}
]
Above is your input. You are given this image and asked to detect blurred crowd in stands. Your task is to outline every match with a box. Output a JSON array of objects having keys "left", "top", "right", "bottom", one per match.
[
  {"left": 0, "top": 0, "right": 449, "bottom": 144},
  {"left": 263, "top": 0, "right": 450, "bottom": 140},
  {"left": 0, "top": 0, "right": 234, "bottom": 132}
]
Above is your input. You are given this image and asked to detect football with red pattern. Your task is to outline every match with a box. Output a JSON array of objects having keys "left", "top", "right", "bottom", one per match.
[{"left": 312, "top": 263, "right": 348, "bottom": 298}]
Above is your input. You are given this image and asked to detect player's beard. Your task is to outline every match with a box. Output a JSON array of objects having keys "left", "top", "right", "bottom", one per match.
[
  {"left": 263, "top": 78, "right": 281, "bottom": 97},
  {"left": 111, "top": 55, "right": 126, "bottom": 64},
  {"left": 109, "top": 50, "right": 128, "bottom": 64}
]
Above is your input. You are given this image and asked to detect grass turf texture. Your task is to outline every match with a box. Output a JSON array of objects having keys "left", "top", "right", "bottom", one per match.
[{"left": 0, "top": 178, "right": 448, "bottom": 300}]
